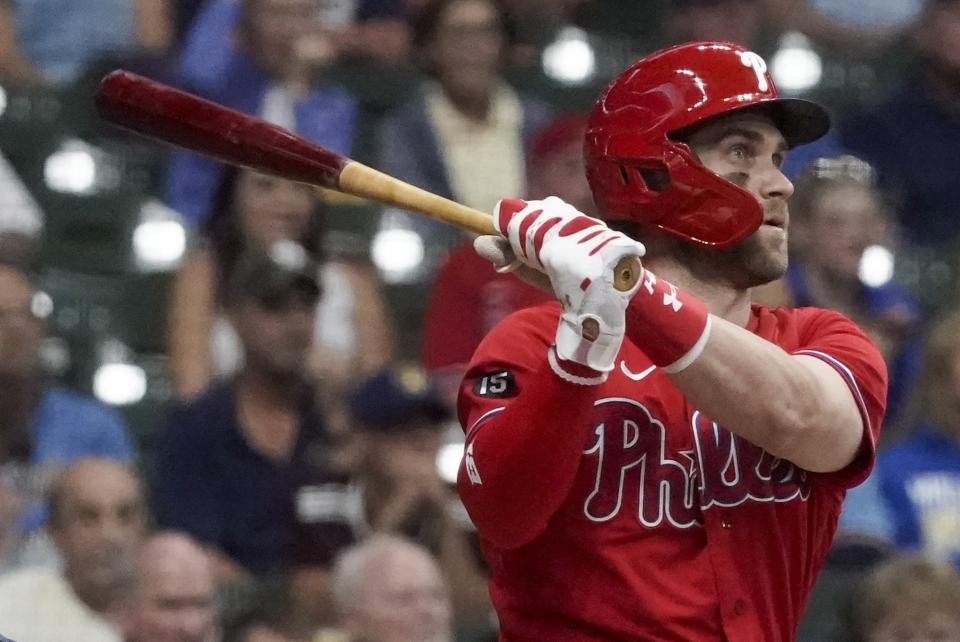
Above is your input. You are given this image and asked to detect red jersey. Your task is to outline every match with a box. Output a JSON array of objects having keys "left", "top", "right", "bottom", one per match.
[{"left": 457, "top": 302, "right": 887, "bottom": 642}]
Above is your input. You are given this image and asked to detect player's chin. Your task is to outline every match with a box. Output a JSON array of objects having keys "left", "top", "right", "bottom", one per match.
[
  {"left": 759, "top": 226, "right": 788, "bottom": 260},
  {"left": 740, "top": 241, "right": 788, "bottom": 286}
]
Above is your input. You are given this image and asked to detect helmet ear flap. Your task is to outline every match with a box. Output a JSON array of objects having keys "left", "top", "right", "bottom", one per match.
[
  {"left": 589, "top": 143, "right": 763, "bottom": 249},
  {"left": 615, "top": 164, "right": 670, "bottom": 193},
  {"left": 649, "top": 144, "right": 764, "bottom": 248},
  {"left": 636, "top": 167, "right": 670, "bottom": 193}
]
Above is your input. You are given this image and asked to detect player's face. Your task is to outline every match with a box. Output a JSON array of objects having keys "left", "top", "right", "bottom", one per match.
[
  {"left": 234, "top": 171, "right": 317, "bottom": 249},
  {"left": 430, "top": 0, "right": 505, "bottom": 100},
  {"left": 366, "top": 425, "right": 443, "bottom": 485},
  {"left": 52, "top": 462, "right": 147, "bottom": 594},
  {"left": 243, "top": 0, "right": 316, "bottom": 80},
  {"left": 349, "top": 552, "right": 452, "bottom": 642},
  {"left": 233, "top": 288, "right": 318, "bottom": 379},
  {"left": 805, "top": 183, "right": 886, "bottom": 280},
  {"left": 684, "top": 112, "right": 794, "bottom": 287},
  {"left": 134, "top": 559, "right": 216, "bottom": 642}
]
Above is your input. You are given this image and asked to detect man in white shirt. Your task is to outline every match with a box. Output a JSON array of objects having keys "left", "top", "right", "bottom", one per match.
[{"left": 0, "top": 458, "right": 148, "bottom": 642}]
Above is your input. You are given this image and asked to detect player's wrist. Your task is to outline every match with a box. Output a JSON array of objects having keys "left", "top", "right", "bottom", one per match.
[
  {"left": 548, "top": 345, "right": 609, "bottom": 385},
  {"left": 625, "top": 270, "right": 711, "bottom": 372}
]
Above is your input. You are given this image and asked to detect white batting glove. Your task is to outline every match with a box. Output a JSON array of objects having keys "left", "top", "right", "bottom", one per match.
[{"left": 484, "top": 197, "right": 646, "bottom": 381}]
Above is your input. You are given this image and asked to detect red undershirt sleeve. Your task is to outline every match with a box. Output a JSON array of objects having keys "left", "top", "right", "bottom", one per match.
[{"left": 456, "top": 303, "right": 601, "bottom": 549}]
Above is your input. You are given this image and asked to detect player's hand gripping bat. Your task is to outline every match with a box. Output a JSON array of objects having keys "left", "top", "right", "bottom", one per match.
[{"left": 94, "top": 70, "right": 640, "bottom": 291}]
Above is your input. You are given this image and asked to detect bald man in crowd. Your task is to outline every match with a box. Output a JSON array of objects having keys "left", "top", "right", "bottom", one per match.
[
  {"left": 124, "top": 531, "right": 218, "bottom": 642},
  {"left": 0, "top": 458, "right": 147, "bottom": 642},
  {"left": 332, "top": 535, "right": 452, "bottom": 642}
]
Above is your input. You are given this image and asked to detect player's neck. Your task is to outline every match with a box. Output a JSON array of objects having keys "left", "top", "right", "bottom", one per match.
[{"left": 643, "top": 255, "right": 753, "bottom": 327}]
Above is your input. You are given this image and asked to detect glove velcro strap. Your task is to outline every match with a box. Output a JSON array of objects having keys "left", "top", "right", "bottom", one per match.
[
  {"left": 548, "top": 346, "right": 608, "bottom": 386},
  {"left": 625, "top": 270, "right": 710, "bottom": 372}
]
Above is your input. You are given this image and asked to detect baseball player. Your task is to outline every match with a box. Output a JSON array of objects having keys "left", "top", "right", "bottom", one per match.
[{"left": 456, "top": 42, "right": 888, "bottom": 641}]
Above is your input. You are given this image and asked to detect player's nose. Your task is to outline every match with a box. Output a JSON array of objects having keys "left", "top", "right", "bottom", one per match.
[{"left": 759, "top": 163, "right": 794, "bottom": 201}]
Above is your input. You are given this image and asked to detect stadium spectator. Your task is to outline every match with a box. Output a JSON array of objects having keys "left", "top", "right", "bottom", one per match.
[
  {"left": 123, "top": 532, "right": 218, "bottom": 642},
  {"left": 0, "top": 459, "right": 148, "bottom": 642},
  {"left": 289, "top": 364, "right": 490, "bottom": 633},
  {"left": 178, "top": 0, "right": 411, "bottom": 78},
  {"left": 420, "top": 114, "right": 586, "bottom": 407},
  {"left": 839, "top": 0, "right": 960, "bottom": 249},
  {"left": 377, "top": 0, "right": 551, "bottom": 256},
  {"left": 0, "top": 265, "right": 135, "bottom": 570},
  {"left": 0, "top": 0, "right": 173, "bottom": 86},
  {"left": 166, "top": 168, "right": 392, "bottom": 404},
  {"left": 874, "top": 310, "right": 960, "bottom": 568},
  {"left": 155, "top": 244, "right": 335, "bottom": 582},
  {"left": 165, "top": 0, "right": 358, "bottom": 224},
  {"left": 849, "top": 554, "right": 960, "bottom": 641},
  {"left": 332, "top": 535, "right": 453, "bottom": 642}
]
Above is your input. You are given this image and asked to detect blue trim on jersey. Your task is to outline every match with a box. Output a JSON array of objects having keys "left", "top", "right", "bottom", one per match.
[
  {"left": 465, "top": 407, "right": 505, "bottom": 442},
  {"left": 793, "top": 349, "right": 871, "bottom": 433}
]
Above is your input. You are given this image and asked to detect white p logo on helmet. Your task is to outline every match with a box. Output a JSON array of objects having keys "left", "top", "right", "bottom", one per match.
[{"left": 738, "top": 51, "right": 769, "bottom": 92}]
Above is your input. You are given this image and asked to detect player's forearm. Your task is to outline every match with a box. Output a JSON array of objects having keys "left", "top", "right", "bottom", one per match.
[
  {"left": 666, "top": 315, "right": 864, "bottom": 472},
  {"left": 458, "top": 366, "right": 598, "bottom": 549}
]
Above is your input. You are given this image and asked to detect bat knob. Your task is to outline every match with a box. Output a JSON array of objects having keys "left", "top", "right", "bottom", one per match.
[{"left": 613, "top": 256, "right": 642, "bottom": 292}]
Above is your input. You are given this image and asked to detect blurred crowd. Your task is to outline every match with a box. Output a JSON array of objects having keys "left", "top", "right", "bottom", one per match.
[{"left": 0, "top": 0, "right": 960, "bottom": 640}]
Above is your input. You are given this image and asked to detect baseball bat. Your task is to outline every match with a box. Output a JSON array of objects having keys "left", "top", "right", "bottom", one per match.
[{"left": 95, "top": 70, "right": 640, "bottom": 291}]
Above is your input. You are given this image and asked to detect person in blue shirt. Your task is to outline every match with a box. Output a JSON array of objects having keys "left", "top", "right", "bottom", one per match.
[
  {"left": 876, "top": 310, "right": 960, "bottom": 569},
  {"left": 0, "top": 0, "right": 173, "bottom": 87},
  {"left": 165, "top": 0, "right": 359, "bottom": 224},
  {"left": 0, "top": 264, "right": 134, "bottom": 567},
  {"left": 177, "top": 0, "right": 409, "bottom": 83}
]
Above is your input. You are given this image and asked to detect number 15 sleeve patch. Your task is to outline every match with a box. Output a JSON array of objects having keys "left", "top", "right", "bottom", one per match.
[{"left": 473, "top": 370, "right": 518, "bottom": 398}]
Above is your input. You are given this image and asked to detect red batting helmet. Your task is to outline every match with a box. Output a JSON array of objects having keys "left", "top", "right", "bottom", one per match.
[{"left": 584, "top": 41, "right": 830, "bottom": 249}]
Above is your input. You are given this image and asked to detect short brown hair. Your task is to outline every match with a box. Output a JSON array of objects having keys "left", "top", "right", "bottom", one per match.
[{"left": 851, "top": 554, "right": 960, "bottom": 640}]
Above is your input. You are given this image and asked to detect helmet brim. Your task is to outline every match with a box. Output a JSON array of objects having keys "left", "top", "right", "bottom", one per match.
[
  {"left": 669, "top": 97, "right": 831, "bottom": 150},
  {"left": 752, "top": 97, "right": 831, "bottom": 148}
]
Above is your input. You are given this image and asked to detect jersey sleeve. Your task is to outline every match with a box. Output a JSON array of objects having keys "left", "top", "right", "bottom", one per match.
[
  {"left": 793, "top": 309, "right": 888, "bottom": 489},
  {"left": 456, "top": 303, "right": 604, "bottom": 550}
]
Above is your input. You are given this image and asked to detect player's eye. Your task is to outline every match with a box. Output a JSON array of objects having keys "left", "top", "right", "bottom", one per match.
[{"left": 728, "top": 143, "right": 751, "bottom": 162}]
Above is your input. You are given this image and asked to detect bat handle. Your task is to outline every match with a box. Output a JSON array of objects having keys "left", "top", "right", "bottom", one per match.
[
  {"left": 338, "top": 162, "right": 496, "bottom": 236},
  {"left": 338, "top": 162, "right": 641, "bottom": 291}
]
